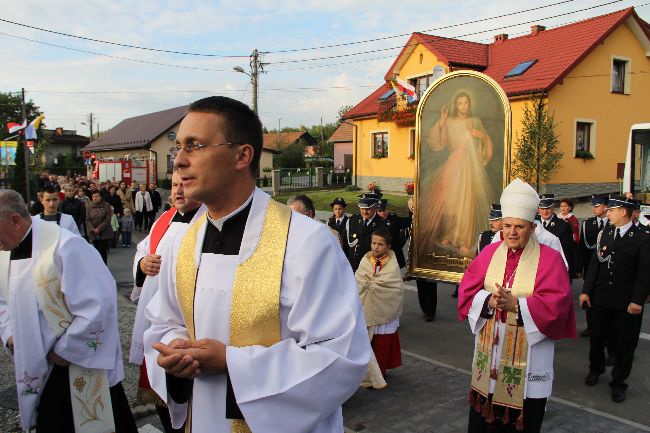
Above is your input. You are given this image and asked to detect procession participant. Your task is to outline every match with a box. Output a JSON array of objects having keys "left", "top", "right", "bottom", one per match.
[
  {"left": 30, "top": 191, "right": 44, "bottom": 216},
  {"left": 377, "top": 198, "right": 410, "bottom": 268},
  {"left": 327, "top": 197, "right": 349, "bottom": 255},
  {"left": 0, "top": 190, "right": 137, "bottom": 433},
  {"left": 149, "top": 183, "right": 163, "bottom": 227},
  {"left": 34, "top": 186, "right": 81, "bottom": 236},
  {"left": 458, "top": 179, "right": 575, "bottom": 433},
  {"left": 477, "top": 204, "right": 502, "bottom": 254},
  {"left": 558, "top": 198, "right": 580, "bottom": 244},
  {"left": 287, "top": 194, "right": 345, "bottom": 249},
  {"left": 135, "top": 183, "right": 154, "bottom": 232},
  {"left": 346, "top": 191, "right": 387, "bottom": 272},
  {"left": 538, "top": 193, "right": 576, "bottom": 277},
  {"left": 630, "top": 199, "right": 650, "bottom": 227},
  {"left": 143, "top": 96, "right": 369, "bottom": 433},
  {"left": 575, "top": 194, "right": 609, "bottom": 338},
  {"left": 355, "top": 227, "right": 403, "bottom": 386},
  {"left": 129, "top": 171, "right": 205, "bottom": 433},
  {"left": 117, "top": 181, "right": 135, "bottom": 216},
  {"left": 580, "top": 195, "right": 650, "bottom": 403},
  {"left": 60, "top": 185, "right": 85, "bottom": 233},
  {"left": 86, "top": 190, "right": 113, "bottom": 264}
]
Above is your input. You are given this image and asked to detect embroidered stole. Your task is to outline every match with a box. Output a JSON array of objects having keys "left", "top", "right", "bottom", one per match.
[
  {"left": 471, "top": 237, "right": 540, "bottom": 415},
  {"left": 176, "top": 199, "right": 291, "bottom": 433},
  {"left": 0, "top": 222, "right": 115, "bottom": 433}
]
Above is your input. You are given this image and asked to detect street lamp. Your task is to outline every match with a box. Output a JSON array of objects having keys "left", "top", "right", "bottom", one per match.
[{"left": 233, "top": 49, "right": 261, "bottom": 114}]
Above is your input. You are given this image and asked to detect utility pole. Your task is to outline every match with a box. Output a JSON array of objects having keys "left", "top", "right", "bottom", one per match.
[
  {"left": 251, "top": 49, "right": 259, "bottom": 114},
  {"left": 277, "top": 118, "right": 281, "bottom": 144},
  {"left": 88, "top": 113, "right": 94, "bottom": 139},
  {"left": 21, "top": 88, "right": 31, "bottom": 204}
]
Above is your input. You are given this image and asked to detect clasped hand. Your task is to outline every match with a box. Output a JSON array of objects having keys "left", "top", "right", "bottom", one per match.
[
  {"left": 153, "top": 338, "right": 227, "bottom": 379},
  {"left": 489, "top": 283, "right": 518, "bottom": 313}
]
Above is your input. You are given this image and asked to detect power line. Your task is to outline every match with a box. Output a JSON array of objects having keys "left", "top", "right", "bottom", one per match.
[
  {"left": 0, "top": 17, "right": 248, "bottom": 58},
  {"left": 0, "top": 31, "right": 230, "bottom": 72},
  {"left": 269, "top": 0, "right": 625, "bottom": 65},
  {"left": 264, "top": 0, "right": 577, "bottom": 54}
]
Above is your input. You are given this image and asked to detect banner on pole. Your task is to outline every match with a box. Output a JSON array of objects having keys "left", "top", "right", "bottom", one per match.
[{"left": 0, "top": 141, "right": 18, "bottom": 165}]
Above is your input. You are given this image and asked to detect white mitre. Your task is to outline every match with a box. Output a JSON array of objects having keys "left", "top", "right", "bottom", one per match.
[{"left": 500, "top": 178, "right": 540, "bottom": 222}]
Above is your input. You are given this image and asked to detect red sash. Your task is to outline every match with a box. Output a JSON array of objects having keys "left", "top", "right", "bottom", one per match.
[{"left": 149, "top": 208, "right": 177, "bottom": 254}]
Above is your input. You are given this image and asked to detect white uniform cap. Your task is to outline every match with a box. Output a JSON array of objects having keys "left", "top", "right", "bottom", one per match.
[{"left": 500, "top": 178, "right": 540, "bottom": 222}]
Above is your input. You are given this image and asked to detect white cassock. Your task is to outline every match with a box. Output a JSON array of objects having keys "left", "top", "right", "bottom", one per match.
[
  {"left": 491, "top": 222, "right": 568, "bottom": 269},
  {"left": 34, "top": 212, "right": 81, "bottom": 236},
  {"left": 0, "top": 217, "right": 123, "bottom": 430},
  {"left": 129, "top": 205, "right": 207, "bottom": 365},
  {"left": 144, "top": 188, "right": 370, "bottom": 433}
]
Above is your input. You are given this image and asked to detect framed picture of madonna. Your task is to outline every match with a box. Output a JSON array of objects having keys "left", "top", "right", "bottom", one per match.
[{"left": 409, "top": 70, "right": 512, "bottom": 283}]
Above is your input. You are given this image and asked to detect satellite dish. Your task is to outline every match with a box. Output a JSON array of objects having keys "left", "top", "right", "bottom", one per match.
[{"left": 432, "top": 65, "right": 445, "bottom": 80}]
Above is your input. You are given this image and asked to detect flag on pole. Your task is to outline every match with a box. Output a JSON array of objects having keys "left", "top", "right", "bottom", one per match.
[
  {"left": 393, "top": 76, "right": 417, "bottom": 102},
  {"left": 24, "top": 114, "right": 45, "bottom": 140},
  {"left": 6, "top": 121, "right": 27, "bottom": 134}
]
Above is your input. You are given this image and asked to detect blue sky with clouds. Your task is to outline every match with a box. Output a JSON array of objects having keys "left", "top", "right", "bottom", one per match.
[{"left": 1, "top": 0, "right": 648, "bottom": 134}]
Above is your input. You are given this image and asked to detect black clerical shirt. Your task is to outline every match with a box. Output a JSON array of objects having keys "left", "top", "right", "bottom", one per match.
[{"left": 10, "top": 229, "right": 32, "bottom": 260}]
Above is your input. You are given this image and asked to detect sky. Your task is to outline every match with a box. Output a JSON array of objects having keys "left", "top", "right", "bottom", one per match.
[{"left": 1, "top": 0, "right": 649, "bottom": 135}]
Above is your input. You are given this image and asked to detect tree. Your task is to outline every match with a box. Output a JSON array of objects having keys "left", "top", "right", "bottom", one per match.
[
  {"left": 274, "top": 139, "right": 305, "bottom": 168},
  {"left": 511, "top": 94, "right": 563, "bottom": 192},
  {"left": 338, "top": 105, "right": 353, "bottom": 122}
]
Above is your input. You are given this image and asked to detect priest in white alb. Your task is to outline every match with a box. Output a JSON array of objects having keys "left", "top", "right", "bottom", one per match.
[
  {"left": 130, "top": 171, "right": 205, "bottom": 433},
  {"left": 0, "top": 189, "right": 137, "bottom": 433},
  {"left": 458, "top": 179, "right": 576, "bottom": 433},
  {"left": 143, "top": 96, "right": 370, "bottom": 433}
]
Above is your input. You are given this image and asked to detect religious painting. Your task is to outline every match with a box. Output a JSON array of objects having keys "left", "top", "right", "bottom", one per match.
[{"left": 409, "top": 71, "right": 511, "bottom": 283}]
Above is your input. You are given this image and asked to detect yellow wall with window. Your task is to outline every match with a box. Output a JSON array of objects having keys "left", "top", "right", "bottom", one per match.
[{"left": 354, "top": 23, "right": 650, "bottom": 190}]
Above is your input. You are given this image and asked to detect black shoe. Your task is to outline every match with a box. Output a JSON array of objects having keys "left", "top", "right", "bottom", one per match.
[
  {"left": 605, "top": 357, "right": 616, "bottom": 367},
  {"left": 585, "top": 372, "right": 601, "bottom": 386},
  {"left": 424, "top": 315, "right": 435, "bottom": 322},
  {"left": 611, "top": 388, "right": 625, "bottom": 403},
  {"left": 580, "top": 328, "right": 590, "bottom": 337}
]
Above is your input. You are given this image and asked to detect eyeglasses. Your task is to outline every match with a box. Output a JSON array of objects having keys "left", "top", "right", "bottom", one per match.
[{"left": 170, "top": 142, "right": 243, "bottom": 154}]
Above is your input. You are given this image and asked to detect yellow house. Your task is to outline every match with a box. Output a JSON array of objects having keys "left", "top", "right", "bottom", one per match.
[{"left": 344, "top": 7, "right": 650, "bottom": 196}]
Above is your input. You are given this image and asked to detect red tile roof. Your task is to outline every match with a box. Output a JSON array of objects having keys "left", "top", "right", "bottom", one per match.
[
  {"left": 486, "top": 8, "right": 634, "bottom": 96},
  {"left": 328, "top": 122, "right": 354, "bottom": 143},
  {"left": 346, "top": 7, "right": 646, "bottom": 119},
  {"left": 263, "top": 131, "right": 318, "bottom": 150}
]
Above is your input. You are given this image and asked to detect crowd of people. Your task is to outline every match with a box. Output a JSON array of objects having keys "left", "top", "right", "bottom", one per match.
[
  {"left": 28, "top": 174, "right": 163, "bottom": 262},
  {"left": 0, "top": 95, "right": 648, "bottom": 433}
]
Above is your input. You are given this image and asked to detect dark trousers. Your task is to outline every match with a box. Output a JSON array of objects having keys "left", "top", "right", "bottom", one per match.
[
  {"left": 467, "top": 396, "right": 546, "bottom": 433},
  {"left": 148, "top": 210, "right": 157, "bottom": 231},
  {"left": 122, "top": 231, "right": 132, "bottom": 246},
  {"left": 156, "top": 404, "right": 184, "bottom": 433},
  {"left": 135, "top": 211, "right": 144, "bottom": 231},
  {"left": 589, "top": 305, "right": 643, "bottom": 389},
  {"left": 416, "top": 279, "right": 437, "bottom": 319},
  {"left": 92, "top": 239, "right": 109, "bottom": 264},
  {"left": 36, "top": 365, "right": 137, "bottom": 433}
]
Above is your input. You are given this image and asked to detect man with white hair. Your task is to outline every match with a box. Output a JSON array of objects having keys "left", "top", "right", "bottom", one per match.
[
  {"left": 458, "top": 179, "right": 576, "bottom": 433},
  {"left": 0, "top": 190, "right": 137, "bottom": 432}
]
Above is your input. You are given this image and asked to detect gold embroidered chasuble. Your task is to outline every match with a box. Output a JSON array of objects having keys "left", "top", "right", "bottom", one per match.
[{"left": 176, "top": 199, "right": 291, "bottom": 433}]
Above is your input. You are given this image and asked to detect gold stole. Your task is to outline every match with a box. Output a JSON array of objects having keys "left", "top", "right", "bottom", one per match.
[
  {"left": 176, "top": 199, "right": 291, "bottom": 433},
  {"left": 0, "top": 222, "right": 116, "bottom": 433},
  {"left": 471, "top": 237, "right": 540, "bottom": 413}
]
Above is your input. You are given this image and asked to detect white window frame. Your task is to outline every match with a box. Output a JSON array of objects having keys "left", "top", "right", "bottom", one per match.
[
  {"left": 369, "top": 130, "right": 389, "bottom": 158},
  {"left": 611, "top": 55, "right": 631, "bottom": 95},
  {"left": 574, "top": 118, "right": 597, "bottom": 157},
  {"left": 408, "top": 128, "right": 416, "bottom": 158}
]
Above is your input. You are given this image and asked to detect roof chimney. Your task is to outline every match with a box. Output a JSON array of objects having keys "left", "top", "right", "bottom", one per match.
[
  {"left": 55, "top": 127, "right": 63, "bottom": 136},
  {"left": 494, "top": 33, "right": 508, "bottom": 43},
  {"left": 531, "top": 25, "right": 546, "bottom": 36}
]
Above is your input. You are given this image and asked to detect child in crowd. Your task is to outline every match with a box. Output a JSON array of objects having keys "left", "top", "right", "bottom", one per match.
[
  {"left": 355, "top": 227, "right": 404, "bottom": 389},
  {"left": 110, "top": 206, "right": 120, "bottom": 248},
  {"left": 120, "top": 208, "right": 134, "bottom": 248}
]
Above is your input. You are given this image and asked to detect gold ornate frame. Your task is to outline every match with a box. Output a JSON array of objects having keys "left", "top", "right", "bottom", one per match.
[{"left": 408, "top": 70, "right": 511, "bottom": 283}]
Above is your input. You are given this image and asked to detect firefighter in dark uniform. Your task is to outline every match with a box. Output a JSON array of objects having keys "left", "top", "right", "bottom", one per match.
[
  {"left": 575, "top": 194, "right": 609, "bottom": 337},
  {"left": 377, "top": 198, "right": 411, "bottom": 269},
  {"left": 327, "top": 197, "right": 349, "bottom": 256},
  {"left": 346, "top": 192, "right": 387, "bottom": 272},
  {"left": 538, "top": 193, "right": 576, "bottom": 278},
  {"left": 580, "top": 195, "right": 650, "bottom": 403},
  {"left": 477, "top": 204, "right": 502, "bottom": 254}
]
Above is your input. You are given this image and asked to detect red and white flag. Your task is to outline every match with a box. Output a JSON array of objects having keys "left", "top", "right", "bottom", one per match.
[{"left": 6, "top": 121, "right": 27, "bottom": 134}]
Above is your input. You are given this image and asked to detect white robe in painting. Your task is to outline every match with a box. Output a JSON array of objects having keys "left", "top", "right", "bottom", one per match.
[
  {"left": 129, "top": 205, "right": 207, "bottom": 365},
  {"left": 144, "top": 188, "right": 370, "bottom": 433},
  {"left": 491, "top": 222, "right": 568, "bottom": 269},
  {"left": 0, "top": 217, "right": 123, "bottom": 431},
  {"left": 34, "top": 212, "right": 81, "bottom": 236}
]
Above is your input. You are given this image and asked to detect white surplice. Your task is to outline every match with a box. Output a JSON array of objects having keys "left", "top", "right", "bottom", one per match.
[
  {"left": 34, "top": 212, "right": 81, "bottom": 236},
  {"left": 144, "top": 188, "right": 370, "bottom": 433},
  {"left": 0, "top": 217, "right": 124, "bottom": 431},
  {"left": 129, "top": 205, "right": 207, "bottom": 364}
]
